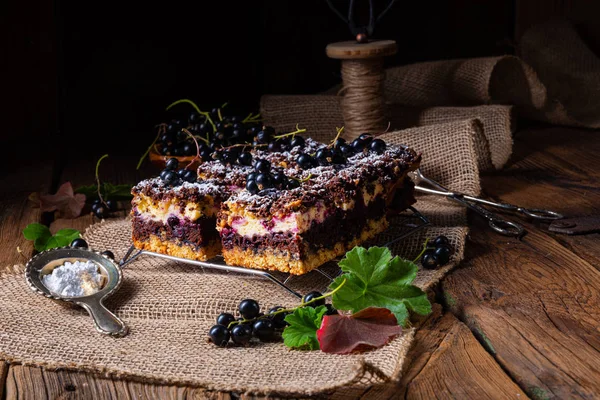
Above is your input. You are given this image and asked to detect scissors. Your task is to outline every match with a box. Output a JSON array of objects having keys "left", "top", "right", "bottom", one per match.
[{"left": 411, "top": 169, "right": 564, "bottom": 237}]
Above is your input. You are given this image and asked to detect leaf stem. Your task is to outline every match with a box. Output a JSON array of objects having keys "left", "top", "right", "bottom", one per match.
[
  {"left": 412, "top": 238, "right": 430, "bottom": 264},
  {"left": 95, "top": 154, "right": 109, "bottom": 205},
  {"left": 227, "top": 279, "right": 347, "bottom": 329}
]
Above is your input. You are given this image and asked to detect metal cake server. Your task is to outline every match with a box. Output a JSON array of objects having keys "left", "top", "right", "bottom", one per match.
[
  {"left": 25, "top": 246, "right": 128, "bottom": 337},
  {"left": 411, "top": 168, "right": 563, "bottom": 237}
]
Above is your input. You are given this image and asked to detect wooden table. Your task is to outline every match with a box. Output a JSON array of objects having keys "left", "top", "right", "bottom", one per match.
[{"left": 1, "top": 126, "right": 599, "bottom": 399}]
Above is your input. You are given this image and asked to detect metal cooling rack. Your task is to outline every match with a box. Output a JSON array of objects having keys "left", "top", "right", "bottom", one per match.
[{"left": 120, "top": 206, "right": 429, "bottom": 298}]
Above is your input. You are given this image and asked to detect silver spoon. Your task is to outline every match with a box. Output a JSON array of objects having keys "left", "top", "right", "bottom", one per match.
[{"left": 25, "top": 246, "right": 128, "bottom": 337}]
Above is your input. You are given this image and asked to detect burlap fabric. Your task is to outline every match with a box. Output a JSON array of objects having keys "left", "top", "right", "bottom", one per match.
[
  {"left": 261, "top": 19, "right": 600, "bottom": 172},
  {"left": 0, "top": 119, "right": 478, "bottom": 396}
]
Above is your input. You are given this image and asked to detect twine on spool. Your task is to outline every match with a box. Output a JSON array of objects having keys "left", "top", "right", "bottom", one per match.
[
  {"left": 326, "top": 39, "right": 397, "bottom": 140},
  {"left": 339, "top": 58, "right": 386, "bottom": 139}
]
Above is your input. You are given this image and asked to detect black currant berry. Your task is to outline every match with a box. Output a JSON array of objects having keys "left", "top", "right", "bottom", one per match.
[
  {"left": 324, "top": 304, "right": 338, "bottom": 316},
  {"left": 70, "top": 238, "right": 88, "bottom": 248},
  {"left": 162, "top": 170, "right": 178, "bottom": 185},
  {"left": 239, "top": 299, "right": 260, "bottom": 319},
  {"left": 252, "top": 319, "right": 276, "bottom": 342},
  {"left": 246, "top": 180, "right": 259, "bottom": 195},
  {"left": 358, "top": 133, "right": 373, "bottom": 144},
  {"left": 351, "top": 138, "right": 366, "bottom": 151},
  {"left": 255, "top": 173, "right": 272, "bottom": 190},
  {"left": 94, "top": 206, "right": 107, "bottom": 219},
  {"left": 183, "top": 143, "right": 195, "bottom": 156},
  {"left": 100, "top": 250, "right": 115, "bottom": 259},
  {"left": 369, "top": 139, "right": 386, "bottom": 154},
  {"left": 339, "top": 144, "right": 355, "bottom": 156},
  {"left": 422, "top": 251, "right": 439, "bottom": 269},
  {"left": 302, "top": 291, "right": 325, "bottom": 307},
  {"left": 208, "top": 325, "right": 230, "bottom": 347},
  {"left": 296, "top": 153, "right": 315, "bottom": 169},
  {"left": 216, "top": 312, "right": 236, "bottom": 328},
  {"left": 177, "top": 169, "right": 187, "bottom": 177},
  {"left": 434, "top": 235, "right": 450, "bottom": 247},
  {"left": 315, "top": 148, "right": 333, "bottom": 165},
  {"left": 238, "top": 152, "right": 253, "bottom": 166},
  {"left": 287, "top": 178, "right": 300, "bottom": 189},
  {"left": 268, "top": 306, "right": 288, "bottom": 328},
  {"left": 290, "top": 136, "right": 305, "bottom": 148},
  {"left": 165, "top": 158, "right": 179, "bottom": 171},
  {"left": 230, "top": 324, "right": 252, "bottom": 345},
  {"left": 182, "top": 169, "right": 196, "bottom": 183},
  {"left": 104, "top": 199, "right": 116, "bottom": 211},
  {"left": 256, "top": 130, "right": 271, "bottom": 144},
  {"left": 268, "top": 141, "right": 282, "bottom": 152},
  {"left": 254, "top": 159, "right": 271, "bottom": 173},
  {"left": 333, "top": 138, "right": 346, "bottom": 148},
  {"left": 434, "top": 245, "right": 452, "bottom": 266},
  {"left": 271, "top": 172, "right": 285, "bottom": 188}
]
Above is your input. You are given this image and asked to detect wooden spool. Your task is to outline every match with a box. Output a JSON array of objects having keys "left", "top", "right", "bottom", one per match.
[{"left": 326, "top": 40, "right": 397, "bottom": 139}]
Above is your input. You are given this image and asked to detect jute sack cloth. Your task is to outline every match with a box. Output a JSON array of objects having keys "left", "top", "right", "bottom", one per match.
[
  {"left": 0, "top": 120, "right": 479, "bottom": 396},
  {"left": 261, "top": 19, "right": 600, "bottom": 172}
]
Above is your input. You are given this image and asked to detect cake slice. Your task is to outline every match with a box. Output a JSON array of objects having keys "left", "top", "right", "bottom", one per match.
[
  {"left": 131, "top": 178, "right": 228, "bottom": 260},
  {"left": 217, "top": 143, "right": 421, "bottom": 275}
]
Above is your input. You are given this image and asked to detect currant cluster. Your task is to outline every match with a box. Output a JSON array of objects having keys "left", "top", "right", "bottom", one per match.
[
  {"left": 158, "top": 108, "right": 266, "bottom": 159},
  {"left": 245, "top": 159, "right": 300, "bottom": 195},
  {"left": 295, "top": 133, "right": 387, "bottom": 170},
  {"left": 208, "top": 299, "right": 288, "bottom": 347},
  {"left": 159, "top": 158, "right": 197, "bottom": 186},
  {"left": 91, "top": 199, "right": 117, "bottom": 219},
  {"left": 421, "top": 235, "right": 454, "bottom": 269},
  {"left": 208, "top": 291, "right": 337, "bottom": 347}
]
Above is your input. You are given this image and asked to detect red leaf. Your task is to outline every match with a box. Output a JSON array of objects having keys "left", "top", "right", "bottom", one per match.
[
  {"left": 39, "top": 182, "right": 86, "bottom": 218},
  {"left": 316, "top": 307, "right": 402, "bottom": 354}
]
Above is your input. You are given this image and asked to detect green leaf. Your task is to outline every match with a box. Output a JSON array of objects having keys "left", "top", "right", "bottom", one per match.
[
  {"left": 54, "top": 228, "right": 79, "bottom": 238},
  {"left": 23, "top": 223, "right": 51, "bottom": 241},
  {"left": 44, "top": 235, "right": 73, "bottom": 250},
  {"left": 33, "top": 237, "right": 49, "bottom": 252},
  {"left": 282, "top": 306, "right": 328, "bottom": 350},
  {"left": 330, "top": 246, "right": 431, "bottom": 327}
]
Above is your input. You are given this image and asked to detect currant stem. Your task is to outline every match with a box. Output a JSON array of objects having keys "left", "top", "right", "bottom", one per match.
[
  {"left": 136, "top": 124, "right": 166, "bottom": 170},
  {"left": 330, "top": 126, "right": 344, "bottom": 146},
  {"left": 412, "top": 238, "right": 430, "bottom": 264},
  {"left": 181, "top": 128, "right": 202, "bottom": 169},
  {"left": 166, "top": 99, "right": 216, "bottom": 133},
  {"left": 227, "top": 279, "right": 347, "bottom": 329},
  {"left": 273, "top": 124, "right": 306, "bottom": 139},
  {"left": 95, "top": 154, "right": 109, "bottom": 205}
]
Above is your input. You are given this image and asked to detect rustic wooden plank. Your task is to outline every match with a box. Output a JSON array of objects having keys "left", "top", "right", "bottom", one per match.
[
  {"left": 5, "top": 365, "right": 50, "bottom": 400},
  {"left": 0, "top": 161, "right": 55, "bottom": 270},
  {"left": 0, "top": 362, "right": 9, "bottom": 398},
  {"left": 398, "top": 305, "right": 528, "bottom": 400},
  {"left": 480, "top": 127, "right": 600, "bottom": 270},
  {"left": 443, "top": 215, "right": 600, "bottom": 399}
]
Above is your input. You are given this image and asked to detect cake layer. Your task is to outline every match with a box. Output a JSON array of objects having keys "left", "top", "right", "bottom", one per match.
[
  {"left": 220, "top": 217, "right": 388, "bottom": 275},
  {"left": 132, "top": 216, "right": 220, "bottom": 260}
]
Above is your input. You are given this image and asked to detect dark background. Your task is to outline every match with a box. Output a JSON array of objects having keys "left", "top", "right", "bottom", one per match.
[{"left": 2, "top": 0, "right": 600, "bottom": 167}]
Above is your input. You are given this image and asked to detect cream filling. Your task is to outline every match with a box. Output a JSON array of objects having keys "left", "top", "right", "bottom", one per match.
[
  {"left": 228, "top": 182, "right": 386, "bottom": 237},
  {"left": 133, "top": 193, "right": 218, "bottom": 224},
  {"left": 230, "top": 202, "right": 328, "bottom": 237}
]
